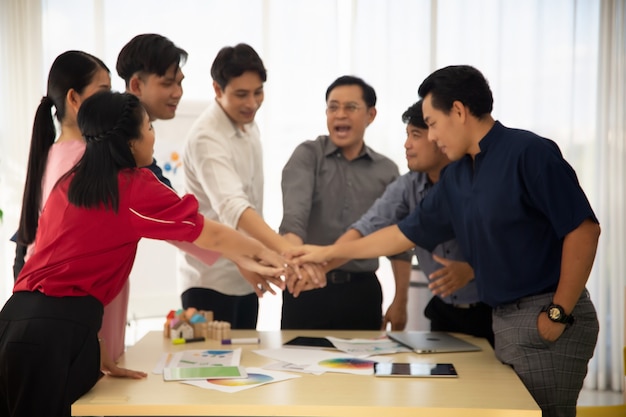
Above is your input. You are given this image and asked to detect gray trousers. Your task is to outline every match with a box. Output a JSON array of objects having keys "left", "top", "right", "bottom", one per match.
[{"left": 493, "top": 290, "right": 598, "bottom": 417}]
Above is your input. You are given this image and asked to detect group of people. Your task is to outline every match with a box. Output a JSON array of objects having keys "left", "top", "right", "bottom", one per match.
[{"left": 0, "top": 33, "right": 600, "bottom": 417}]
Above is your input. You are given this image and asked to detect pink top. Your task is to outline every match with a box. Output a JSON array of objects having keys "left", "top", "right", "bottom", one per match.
[{"left": 25, "top": 140, "right": 86, "bottom": 261}]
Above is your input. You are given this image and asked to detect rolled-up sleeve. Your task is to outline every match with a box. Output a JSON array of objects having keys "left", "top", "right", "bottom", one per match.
[
  {"left": 352, "top": 175, "right": 413, "bottom": 262},
  {"left": 352, "top": 175, "right": 411, "bottom": 236}
]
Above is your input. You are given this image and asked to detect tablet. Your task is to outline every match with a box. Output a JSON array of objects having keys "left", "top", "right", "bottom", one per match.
[
  {"left": 374, "top": 363, "right": 458, "bottom": 378},
  {"left": 163, "top": 366, "right": 248, "bottom": 381},
  {"left": 283, "top": 336, "right": 335, "bottom": 349}
]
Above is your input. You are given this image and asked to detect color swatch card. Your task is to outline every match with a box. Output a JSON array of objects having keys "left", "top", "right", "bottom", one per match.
[
  {"left": 305, "top": 355, "right": 392, "bottom": 376},
  {"left": 182, "top": 367, "right": 300, "bottom": 393}
]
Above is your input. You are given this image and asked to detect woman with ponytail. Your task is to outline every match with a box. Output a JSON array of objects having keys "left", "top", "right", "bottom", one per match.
[
  {"left": 1, "top": 91, "right": 288, "bottom": 417},
  {"left": 15, "top": 50, "right": 111, "bottom": 274}
]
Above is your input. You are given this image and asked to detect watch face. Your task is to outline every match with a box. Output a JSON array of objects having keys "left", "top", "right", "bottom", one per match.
[{"left": 548, "top": 307, "right": 562, "bottom": 321}]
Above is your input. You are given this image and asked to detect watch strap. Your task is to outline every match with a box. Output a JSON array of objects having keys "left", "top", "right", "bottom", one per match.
[{"left": 542, "top": 303, "right": 575, "bottom": 325}]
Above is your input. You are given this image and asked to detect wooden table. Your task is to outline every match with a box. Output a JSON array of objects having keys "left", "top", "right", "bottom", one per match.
[{"left": 72, "top": 330, "right": 540, "bottom": 416}]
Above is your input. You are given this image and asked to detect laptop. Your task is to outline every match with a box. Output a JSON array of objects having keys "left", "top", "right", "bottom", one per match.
[{"left": 387, "top": 331, "right": 482, "bottom": 354}]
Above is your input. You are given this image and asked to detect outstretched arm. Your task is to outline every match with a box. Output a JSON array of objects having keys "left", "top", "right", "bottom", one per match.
[
  {"left": 193, "top": 217, "right": 287, "bottom": 287},
  {"left": 238, "top": 208, "right": 326, "bottom": 291},
  {"left": 293, "top": 225, "right": 415, "bottom": 265}
]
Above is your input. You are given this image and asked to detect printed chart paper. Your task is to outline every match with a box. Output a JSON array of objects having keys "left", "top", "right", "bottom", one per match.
[
  {"left": 153, "top": 348, "right": 242, "bottom": 374},
  {"left": 182, "top": 367, "right": 300, "bottom": 393}
]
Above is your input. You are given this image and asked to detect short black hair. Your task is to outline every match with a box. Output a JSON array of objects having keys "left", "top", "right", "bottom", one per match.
[
  {"left": 401, "top": 100, "right": 427, "bottom": 130},
  {"left": 116, "top": 34, "right": 188, "bottom": 86},
  {"left": 418, "top": 65, "right": 493, "bottom": 118},
  {"left": 325, "top": 75, "right": 376, "bottom": 108},
  {"left": 210, "top": 43, "right": 267, "bottom": 90}
]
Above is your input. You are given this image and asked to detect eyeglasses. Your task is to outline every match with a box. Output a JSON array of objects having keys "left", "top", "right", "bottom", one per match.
[{"left": 326, "top": 103, "right": 363, "bottom": 114}]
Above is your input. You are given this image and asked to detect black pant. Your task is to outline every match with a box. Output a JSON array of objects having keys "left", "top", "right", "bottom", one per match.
[
  {"left": 424, "top": 295, "right": 495, "bottom": 347},
  {"left": 181, "top": 287, "right": 258, "bottom": 329},
  {"left": 0, "top": 291, "right": 103, "bottom": 417},
  {"left": 281, "top": 271, "right": 382, "bottom": 330}
]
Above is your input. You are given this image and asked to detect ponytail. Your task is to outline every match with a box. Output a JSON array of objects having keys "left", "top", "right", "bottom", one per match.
[{"left": 16, "top": 96, "right": 56, "bottom": 245}]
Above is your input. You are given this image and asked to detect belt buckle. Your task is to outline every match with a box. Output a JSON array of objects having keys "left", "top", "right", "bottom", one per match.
[
  {"left": 328, "top": 271, "right": 351, "bottom": 284},
  {"left": 453, "top": 303, "right": 472, "bottom": 309}
]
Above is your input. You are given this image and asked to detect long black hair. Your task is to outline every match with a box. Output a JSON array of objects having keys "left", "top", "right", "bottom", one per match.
[
  {"left": 68, "top": 91, "right": 145, "bottom": 212},
  {"left": 17, "top": 50, "right": 109, "bottom": 245}
]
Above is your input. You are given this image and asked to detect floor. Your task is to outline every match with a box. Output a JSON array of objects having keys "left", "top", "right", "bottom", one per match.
[{"left": 125, "top": 317, "right": 624, "bottom": 407}]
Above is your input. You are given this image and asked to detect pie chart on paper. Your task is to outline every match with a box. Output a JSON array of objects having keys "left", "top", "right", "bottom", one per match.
[
  {"left": 318, "top": 358, "right": 376, "bottom": 370},
  {"left": 206, "top": 373, "right": 273, "bottom": 386}
]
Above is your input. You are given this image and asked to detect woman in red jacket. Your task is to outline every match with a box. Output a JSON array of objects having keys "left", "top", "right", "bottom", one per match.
[{"left": 0, "top": 91, "right": 287, "bottom": 417}]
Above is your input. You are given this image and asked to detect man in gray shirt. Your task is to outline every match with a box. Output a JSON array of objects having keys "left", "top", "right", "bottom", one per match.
[
  {"left": 279, "top": 76, "right": 410, "bottom": 330},
  {"left": 339, "top": 100, "right": 494, "bottom": 346}
]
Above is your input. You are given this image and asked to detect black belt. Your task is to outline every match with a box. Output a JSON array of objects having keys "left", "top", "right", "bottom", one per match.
[
  {"left": 451, "top": 303, "right": 480, "bottom": 309},
  {"left": 326, "top": 270, "right": 375, "bottom": 284}
]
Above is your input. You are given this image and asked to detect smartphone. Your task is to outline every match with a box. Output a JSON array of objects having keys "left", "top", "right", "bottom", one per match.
[
  {"left": 373, "top": 363, "right": 458, "bottom": 378},
  {"left": 283, "top": 336, "right": 335, "bottom": 349},
  {"left": 163, "top": 366, "right": 248, "bottom": 381}
]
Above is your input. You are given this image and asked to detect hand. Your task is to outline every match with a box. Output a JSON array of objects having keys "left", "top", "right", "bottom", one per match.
[
  {"left": 285, "top": 244, "right": 332, "bottom": 265},
  {"left": 428, "top": 255, "right": 474, "bottom": 297},
  {"left": 236, "top": 264, "right": 285, "bottom": 297},
  {"left": 537, "top": 311, "right": 566, "bottom": 342},
  {"left": 101, "top": 362, "right": 148, "bottom": 379},
  {"left": 286, "top": 262, "right": 327, "bottom": 297},
  {"left": 256, "top": 246, "right": 293, "bottom": 273},
  {"left": 100, "top": 340, "right": 147, "bottom": 379},
  {"left": 382, "top": 299, "right": 407, "bottom": 331}
]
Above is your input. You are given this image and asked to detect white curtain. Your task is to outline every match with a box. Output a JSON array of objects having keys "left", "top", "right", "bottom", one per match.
[
  {"left": 588, "top": 0, "right": 626, "bottom": 392},
  {"left": 0, "top": 0, "right": 623, "bottom": 392},
  {"left": 0, "top": 0, "right": 44, "bottom": 304}
]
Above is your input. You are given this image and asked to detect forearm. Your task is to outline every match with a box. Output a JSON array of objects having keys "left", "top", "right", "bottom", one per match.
[
  {"left": 553, "top": 218, "right": 601, "bottom": 313},
  {"left": 390, "top": 259, "right": 411, "bottom": 304},
  {"left": 193, "top": 217, "right": 268, "bottom": 260},
  {"left": 282, "top": 232, "right": 303, "bottom": 246},
  {"left": 321, "top": 228, "right": 363, "bottom": 272},
  {"left": 330, "top": 225, "right": 414, "bottom": 260},
  {"left": 237, "top": 208, "right": 294, "bottom": 253}
]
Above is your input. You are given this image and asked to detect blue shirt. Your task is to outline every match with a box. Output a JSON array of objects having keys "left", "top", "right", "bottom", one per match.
[
  {"left": 351, "top": 171, "right": 480, "bottom": 304},
  {"left": 398, "top": 121, "right": 598, "bottom": 307}
]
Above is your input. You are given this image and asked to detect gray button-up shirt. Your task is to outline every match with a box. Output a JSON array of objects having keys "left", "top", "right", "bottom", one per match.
[
  {"left": 280, "top": 135, "right": 405, "bottom": 272},
  {"left": 351, "top": 171, "right": 481, "bottom": 304}
]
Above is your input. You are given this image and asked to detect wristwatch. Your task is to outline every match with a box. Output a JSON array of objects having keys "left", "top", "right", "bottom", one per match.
[{"left": 542, "top": 303, "right": 575, "bottom": 325}]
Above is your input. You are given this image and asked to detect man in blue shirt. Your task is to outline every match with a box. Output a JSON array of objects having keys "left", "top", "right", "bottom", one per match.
[
  {"left": 294, "top": 65, "right": 600, "bottom": 417},
  {"left": 333, "top": 100, "right": 493, "bottom": 344}
]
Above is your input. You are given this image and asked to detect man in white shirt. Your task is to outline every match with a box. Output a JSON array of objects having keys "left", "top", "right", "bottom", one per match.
[{"left": 179, "top": 43, "right": 324, "bottom": 328}]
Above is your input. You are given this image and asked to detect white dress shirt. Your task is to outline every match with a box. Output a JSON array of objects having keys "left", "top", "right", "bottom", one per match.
[{"left": 178, "top": 99, "right": 263, "bottom": 295}]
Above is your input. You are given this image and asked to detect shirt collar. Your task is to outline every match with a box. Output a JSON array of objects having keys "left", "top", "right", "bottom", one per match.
[
  {"left": 322, "top": 135, "right": 375, "bottom": 161},
  {"left": 212, "top": 99, "right": 249, "bottom": 138},
  {"left": 477, "top": 120, "right": 505, "bottom": 153}
]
